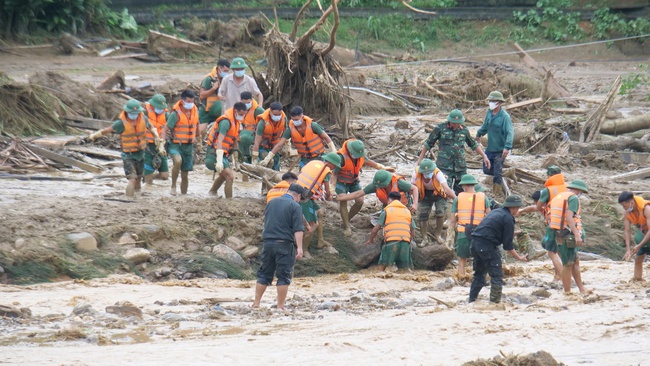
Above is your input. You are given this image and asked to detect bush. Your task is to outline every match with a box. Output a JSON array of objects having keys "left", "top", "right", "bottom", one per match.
[{"left": 511, "top": 0, "right": 584, "bottom": 44}]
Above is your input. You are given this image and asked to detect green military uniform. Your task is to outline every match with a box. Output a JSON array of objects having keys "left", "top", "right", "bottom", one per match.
[
  {"left": 451, "top": 194, "right": 491, "bottom": 259},
  {"left": 239, "top": 106, "right": 265, "bottom": 164},
  {"left": 538, "top": 188, "right": 558, "bottom": 252},
  {"left": 199, "top": 76, "right": 222, "bottom": 124},
  {"left": 556, "top": 194, "right": 584, "bottom": 266},
  {"left": 112, "top": 119, "right": 152, "bottom": 179},
  {"left": 166, "top": 112, "right": 196, "bottom": 171},
  {"left": 256, "top": 119, "right": 284, "bottom": 170},
  {"left": 205, "top": 119, "right": 234, "bottom": 171},
  {"left": 424, "top": 121, "right": 479, "bottom": 194},
  {"left": 377, "top": 209, "right": 416, "bottom": 269},
  {"left": 300, "top": 173, "right": 330, "bottom": 223}
]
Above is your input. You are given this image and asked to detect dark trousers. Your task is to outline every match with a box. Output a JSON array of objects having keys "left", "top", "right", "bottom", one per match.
[
  {"left": 440, "top": 169, "right": 464, "bottom": 195},
  {"left": 469, "top": 240, "right": 504, "bottom": 303},
  {"left": 483, "top": 150, "right": 505, "bottom": 185}
]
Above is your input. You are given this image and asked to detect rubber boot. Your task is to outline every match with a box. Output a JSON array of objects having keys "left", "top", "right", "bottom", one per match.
[
  {"left": 348, "top": 201, "right": 363, "bottom": 221},
  {"left": 303, "top": 230, "right": 315, "bottom": 259},
  {"left": 126, "top": 181, "right": 135, "bottom": 197},
  {"left": 339, "top": 202, "right": 353, "bottom": 237},
  {"left": 433, "top": 216, "right": 445, "bottom": 244},
  {"left": 180, "top": 171, "right": 189, "bottom": 194},
  {"left": 209, "top": 176, "right": 225, "bottom": 196},
  {"left": 316, "top": 210, "right": 332, "bottom": 249},
  {"left": 144, "top": 174, "right": 156, "bottom": 185},
  {"left": 224, "top": 180, "right": 233, "bottom": 199},
  {"left": 170, "top": 155, "right": 181, "bottom": 195},
  {"left": 418, "top": 220, "right": 429, "bottom": 248},
  {"left": 489, "top": 284, "right": 503, "bottom": 303},
  {"left": 492, "top": 183, "right": 504, "bottom": 200},
  {"left": 520, "top": 231, "right": 547, "bottom": 260}
]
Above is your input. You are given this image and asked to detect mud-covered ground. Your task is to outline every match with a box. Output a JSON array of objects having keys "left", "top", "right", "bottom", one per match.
[{"left": 1, "top": 42, "right": 649, "bottom": 365}]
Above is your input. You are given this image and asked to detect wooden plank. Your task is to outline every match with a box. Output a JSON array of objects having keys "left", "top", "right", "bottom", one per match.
[
  {"left": 504, "top": 97, "right": 542, "bottom": 110},
  {"left": 30, "top": 135, "right": 81, "bottom": 148},
  {"left": 63, "top": 116, "right": 113, "bottom": 130},
  {"left": 104, "top": 53, "right": 148, "bottom": 60},
  {"left": 26, "top": 144, "right": 103, "bottom": 173},
  {"left": 610, "top": 167, "right": 650, "bottom": 181},
  {"left": 66, "top": 146, "right": 122, "bottom": 160},
  {"left": 148, "top": 30, "right": 203, "bottom": 48}
]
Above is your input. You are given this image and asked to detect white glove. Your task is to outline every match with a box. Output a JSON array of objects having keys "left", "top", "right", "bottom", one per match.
[
  {"left": 88, "top": 131, "right": 103, "bottom": 141},
  {"left": 376, "top": 163, "right": 386, "bottom": 170},
  {"left": 216, "top": 149, "right": 225, "bottom": 173},
  {"left": 232, "top": 150, "right": 239, "bottom": 170},
  {"left": 157, "top": 143, "right": 166, "bottom": 156},
  {"left": 289, "top": 148, "right": 298, "bottom": 157},
  {"left": 260, "top": 152, "right": 275, "bottom": 167},
  {"left": 252, "top": 151, "right": 259, "bottom": 165},
  {"left": 328, "top": 141, "right": 337, "bottom": 152}
]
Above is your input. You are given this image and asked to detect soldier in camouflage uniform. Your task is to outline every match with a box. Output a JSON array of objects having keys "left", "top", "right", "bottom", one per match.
[{"left": 417, "top": 109, "right": 491, "bottom": 195}]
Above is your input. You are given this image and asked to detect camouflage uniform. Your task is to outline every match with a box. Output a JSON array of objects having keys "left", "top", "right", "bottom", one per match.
[{"left": 423, "top": 122, "right": 479, "bottom": 194}]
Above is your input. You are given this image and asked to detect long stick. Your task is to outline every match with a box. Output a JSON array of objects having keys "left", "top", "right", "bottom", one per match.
[{"left": 429, "top": 295, "right": 454, "bottom": 308}]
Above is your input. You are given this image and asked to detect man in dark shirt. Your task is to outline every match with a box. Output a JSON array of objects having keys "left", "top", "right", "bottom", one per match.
[
  {"left": 469, "top": 195, "right": 528, "bottom": 304},
  {"left": 252, "top": 183, "right": 305, "bottom": 310}
]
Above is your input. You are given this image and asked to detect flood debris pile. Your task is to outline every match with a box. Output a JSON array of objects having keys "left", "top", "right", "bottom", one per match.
[
  {"left": 181, "top": 17, "right": 267, "bottom": 49},
  {"left": 462, "top": 350, "right": 565, "bottom": 366}
]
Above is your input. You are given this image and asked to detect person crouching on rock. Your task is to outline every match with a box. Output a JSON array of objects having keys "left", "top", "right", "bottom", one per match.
[{"left": 363, "top": 192, "right": 415, "bottom": 272}]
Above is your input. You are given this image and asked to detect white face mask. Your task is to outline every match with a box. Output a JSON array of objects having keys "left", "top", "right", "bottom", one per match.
[
  {"left": 626, "top": 206, "right": 634, "bottom": 213},
  {"left": 424, "top": 172, "right": 434, "bottom": 179},
  {"left": 154, "top": 108, "right": 165, "bottom": 114},
  {"left": 292, "top": 119, "right": 303, "bottom": 126},
  {"left": 234, "top": 70, "right": 245, "bottom": 77},
  {"left": 235, "top": 114, "right": 244, "bottom": 121},
  {"left": 219, "top": 71, "right": 228, "bottom": 78},
  {"left": 127, "top": 112, "right": 139, "bottom": 120},
  {"left": 489, "top": 102, "right": 499, "bottom": 110},
  {"left": 245, "top": 102, "right": 252, "bottom": 110},
  {"left": 183, "top": 102, "right": 194, "bottom": 110},
  {"left": 271, "top": 114, "right": 282, "bottom": 122}
]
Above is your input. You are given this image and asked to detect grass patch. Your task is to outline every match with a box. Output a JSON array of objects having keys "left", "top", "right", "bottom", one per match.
[
  {"left": 294, "top": 228, "right": 359, "bottom": 277},
  {"left": 175, "top": 254, "right": 254, "bottom": 280}
]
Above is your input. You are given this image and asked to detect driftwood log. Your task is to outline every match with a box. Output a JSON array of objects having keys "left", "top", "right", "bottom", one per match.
[
  {"left": 601, "top": 114, "right": 650, "bottom": 135},
  {"left": 569, "top": 136, "right": 650, "bottom": 154}
]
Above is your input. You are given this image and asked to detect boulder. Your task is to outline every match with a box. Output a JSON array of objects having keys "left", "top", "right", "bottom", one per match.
[
  {"left": 412, "top": 244, "right": 454, "bottom": 271},
  {"left": 241, "top": 245, "right": 260, "bottom": 259},
  {"left": 14, "top": 238, "right": 26, "bottom": 250},
  {"left": 123, "top": 248, "right": 151, "bottom": 264},
  {"left": 212, "top": 244, "right": 246, "bottom": 267},
  {"left": 66, "top": 232, "right": 98, "bottom": 252},
  {"left": 72, "top": 304, "right": 96, "bottom": 316},
  {"left": 0, "top": 304, "right": 30, "bottom": 318},
  {"left": 118, "top": 232, "right": 137, "bottom": 246},
  {"left": 105, "top": 302, "right": 142, "bottom": 318},
  {"left": 184, "top": 240, "right": 201, "bottom": 251},
  {"left": 141, "top": 224, "right": 163, "bottom": 240},
  {"left": 224, "top": 236, "right": 247, "bottom": 251},
  {"left": 350, "top": 241, "right": 381, "bottom": 268}
]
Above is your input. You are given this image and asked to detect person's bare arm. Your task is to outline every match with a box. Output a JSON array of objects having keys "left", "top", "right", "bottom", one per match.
[
  {"left": 565, "top": 210, "right": 582, "bottom": 246},
  {"left": 199, "top": 80, "right": 219, "bottom": 100},
  {"left": 410, "top": 185, "right": 419, "bottom": 213},
  {"left": 335, "top": 190, "right": 366, "bottom": 202},
  {"left": 508, "top": 249, "right": 528, "bottom": 261},
  {"left": 417, "top": 147, "right": 428, "bottom": 165},
  {"left": 623, "top": 218, "right": 633, "bottom": 260},
  {"left": 441, "top": 181, "right": 455, "bottom": 200},
  {"left": 252, "top": 134, "right": 263, "bottom": 153},
  {"left": 364, "top": 224, "right": 382, "bottom": 245},
  {"left": 294, "top": 231, "right": 304, "bottom": 260},
  {"left": 269, "top": 137, "right": 287, "bottom": 155},
  {"left": 474, "top": 145, "right": 491, "bottom": 170}
]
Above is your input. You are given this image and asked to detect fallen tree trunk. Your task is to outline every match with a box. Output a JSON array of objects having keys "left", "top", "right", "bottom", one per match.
[
  {"left": 600, "top": 114, "right": 650, "bottom": 135},
  {"left": 569, "top": 136, "right": 650, "bottom": 154}
]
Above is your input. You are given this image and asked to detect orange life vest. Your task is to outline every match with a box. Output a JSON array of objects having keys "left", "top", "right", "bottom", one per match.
[
  {"left": 266, "top": 180, "right": 291, "bottom": 203},
  {"left": 543, "top": 174, "right": 567, "bottom": 225},
  {"left": 289, "top": 116, "right": 325, "bottom": 158},
  {"left": 203, "top": 68, "right": 220, "bottom": 112},
  {"left": 413, "top": 167, "right": 445, "bottom": 200},
  {"left": 383, "top": 200, "right": 412, "bottom": 243},
  {"left": 144, "top": 103, "right": 167, "bottom": 144},
  {"left": 240, "top": 99, "right": 259, "bottom": 132},
  {"left": 257, "top": 109, "right": 286, "bottom": 150},
  {"left": 456, "top": 192, "right": 487, "bottom": 232},
  {"left": 376, "top": 174, "right": 409, "bottom": 206},
  {"left": 297, "top": 160, "right": 330, "bottom": 199},
  {"left": 206, "top": 108, "right": 239, "bottom": 156},
  {"left": 118, "top": 111, "right": 147, "bottom": 153},
  {"left": 549, "top": 191, "right": 582, "bottom": 232},
  {"left": 625, "top": 196, "right": 650, "bottom": 233},
  {"left": 336, "top": 139, "right": 365, "bottom": 184},
  {"left": 171, "top": 101, "right": 198, "bottom": 144}
]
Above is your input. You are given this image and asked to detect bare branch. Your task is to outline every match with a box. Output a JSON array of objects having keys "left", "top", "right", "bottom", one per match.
[
  {"left": 400, "top": 0, "right": 437, "bottom": 15},
  {"left": 319, "top": 0, "right": 339, "bottom": 57},
  {"left": 296, "top": 0, "right": 341, "bottom": 49},
  {"left": 290, "top": 0, "right": 313, "bottom": 41}
]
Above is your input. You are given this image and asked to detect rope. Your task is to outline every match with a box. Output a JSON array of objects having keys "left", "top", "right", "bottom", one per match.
[{"left": 350, "top": 34, "right": 650, "bottom": 69}]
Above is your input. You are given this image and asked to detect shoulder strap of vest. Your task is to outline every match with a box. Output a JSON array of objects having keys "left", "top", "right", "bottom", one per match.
[{"left": 470, "top": 193, "right": 477, "bottom": 225}]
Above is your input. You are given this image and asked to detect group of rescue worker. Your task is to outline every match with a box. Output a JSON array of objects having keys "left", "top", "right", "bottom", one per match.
[{"left": 86, "top": 58, "right": 650, "bottom": 304}]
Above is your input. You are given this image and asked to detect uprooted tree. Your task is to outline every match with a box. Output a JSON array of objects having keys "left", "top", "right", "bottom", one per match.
[{"left": 262, "top": 0, "right": 349, "bottom": 138}]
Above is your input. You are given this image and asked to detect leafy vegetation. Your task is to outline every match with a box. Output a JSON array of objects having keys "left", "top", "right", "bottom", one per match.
[
  {"left": 619, "top": 64, "right": 650, "bottom": 100},
  {"left": 591, "top": 8, "right": 650, "bottom": 39},
  {"left": 286, "top": 0, "right": 457, "bottom": 8},
  {"left": 511, "top": 0, "right": 584, "bottom": 45}
]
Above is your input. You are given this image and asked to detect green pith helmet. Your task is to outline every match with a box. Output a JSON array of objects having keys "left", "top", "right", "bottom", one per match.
[
  {"left": 475, "top": 184, "right": 486, "bottom": 193},
  {"left": 567, "top": 179, "right": 589, "bottom": 193},
  {"left": 347, "top": 140, "right": 366, "bottom": 159},
  {"left": 546, "top": 165, "right": 562, "bottom": 176},
  {"left": 322, "top": 152, "right": 342, "bottom": 167},
  {"left": 487, "top": 91, "right": 506, "bottom": 101},
  {"left": 458, "top": 174, "right": 478, "bottom": 186},
  {"left": 503, "top": 195, "right": 524, "bottom": 207},
  {"left": 419, "top": 159, "right": 436, "bottom": 174},
  {"left": 231, "top": 57, "right": 248, "bottom": 69},
  {"left": 239, "top": 130, "right": 254, "bottom": 145},
  {"left": 123, "top": 99, "right": 144, "bottom": 113},
  {"left": 446, "top": 109, "right": 466, "bottom": 124},
  {"left": 148, "top": 94, "right": 168, "bottom": 109},
  {"left": 373, "top": 170, "right": 392, "bottom": 188}
]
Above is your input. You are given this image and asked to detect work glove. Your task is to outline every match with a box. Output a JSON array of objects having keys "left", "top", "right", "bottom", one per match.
[
  {"left": 216, "top": 149, "right": 225, "bottom": 173},
  {"left": 88, "top": 131, "right": 103, "bottom": 141},
  {"left": 328, "top": 141, "right": 337, "bottom": 153},
  {"left": 195, "top": 139, "right": 203, "bottom": 150},
  {"left": 157, "top": 142, "right": 166, "bottom": 156},
  {"left": 289, "top": 148, "right": 298, "bottom": 157},
  {"left": 251, "top": 151, "right": 259, "bottom": 165},
  {"left": 376, "top": 163, "right": 395, "bottom": 172},
  {"left": 260, "top": 152, "right": 274, "bottom": 167},
  {"left": 232, "top": 150, "right": 240, "bottom": 171}
]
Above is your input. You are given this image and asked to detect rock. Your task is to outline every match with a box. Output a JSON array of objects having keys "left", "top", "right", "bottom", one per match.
[
  {"left": 161, "top": 312, "right": 187, "bottom": 322},
  {"left": 202, "top": 245, "right": 212, "bottom": 253},
  {"left": 214, "top": 227, "right": 226, "bottom": 241},
  {"left": 224, "top": 236, "right": 247, "bottom": 251},
  {"left": 578, "top": 252, "right": 612, "bottom": 261},
  {"left": 142, "top": 224, "right": 163, "bottom": 239},
  {"left": 105, "top": 302, "right": 143, "bottom": 319},
  {"left": 350, "top": 241, "right": 381, "bottom": 268},
  {"left": 241, "top": 245, "right": 260, "bottom": 259},
  {"left": 412, "top": 244, "right": 454, "bottom": 270},
  {"left": 200, "top": 268, "right": 228, "bottom": 279},
  {"left": 350, "top": 292, "right": 370, "bottom": 303},
  {"left": 505, "top": 293, "right": 534, "bottom": 305},
  {"left": 212, "top": 244, "right": 246, "bottom": 267},
  {"left": 0, "top": 266, "right": 4, "bottom": 274},
  {"left": 14, "top": 238, "right": 26, "bottom": 250},
  {"left": 66, "top": 232, "right": 98, "bottom": 252},
  {"left": 184, "top": 240, "right": 201, "bottom": 251},
  {"left": 532, "top": 289, "right": 552, "bottom": 298},
  {"left": 0, "top": 305, "right": 31, "bottom": 318},
  {"left": 317, "top": 301, "right": 341, "bottom": 311},
  {"left": 161, "top": 268, "right": 172, "bottom": 276},
  {"left": 320, "top": 246, "right": 339, "bottom": 255},
  {"left": 434, "top": 278, "right": 454, "bottom": 291},
  {"left": 118, "top": 232, "right": 136, "bottom": 246},
  {"left": 123, "top": 248, "right": 151, "bottom": 264},
  {"left": 72, "top": 304, "right": 96, "bottom": 316},
  {"left": 394, "top": 120, "right": 410, "bottom": 129}
]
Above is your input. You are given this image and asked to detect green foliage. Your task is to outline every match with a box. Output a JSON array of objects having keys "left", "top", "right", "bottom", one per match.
[
  {"left": 175, "top": 255, "right": 254, "bottom": 280},
  {"left": 0, "top": 0, "right": 139, "bottom": 38},
  {"left": 287, "top": 0, "right": 456, "bottom": 7},
  {"left": 619, "top": 64, "right": 649, "bottom": 100},
  {"left": 591, "top": 8, "right": 650, "bottom": 39},
  {"left": 511, "top": 0, "right": 584, "bottom": 44}
]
